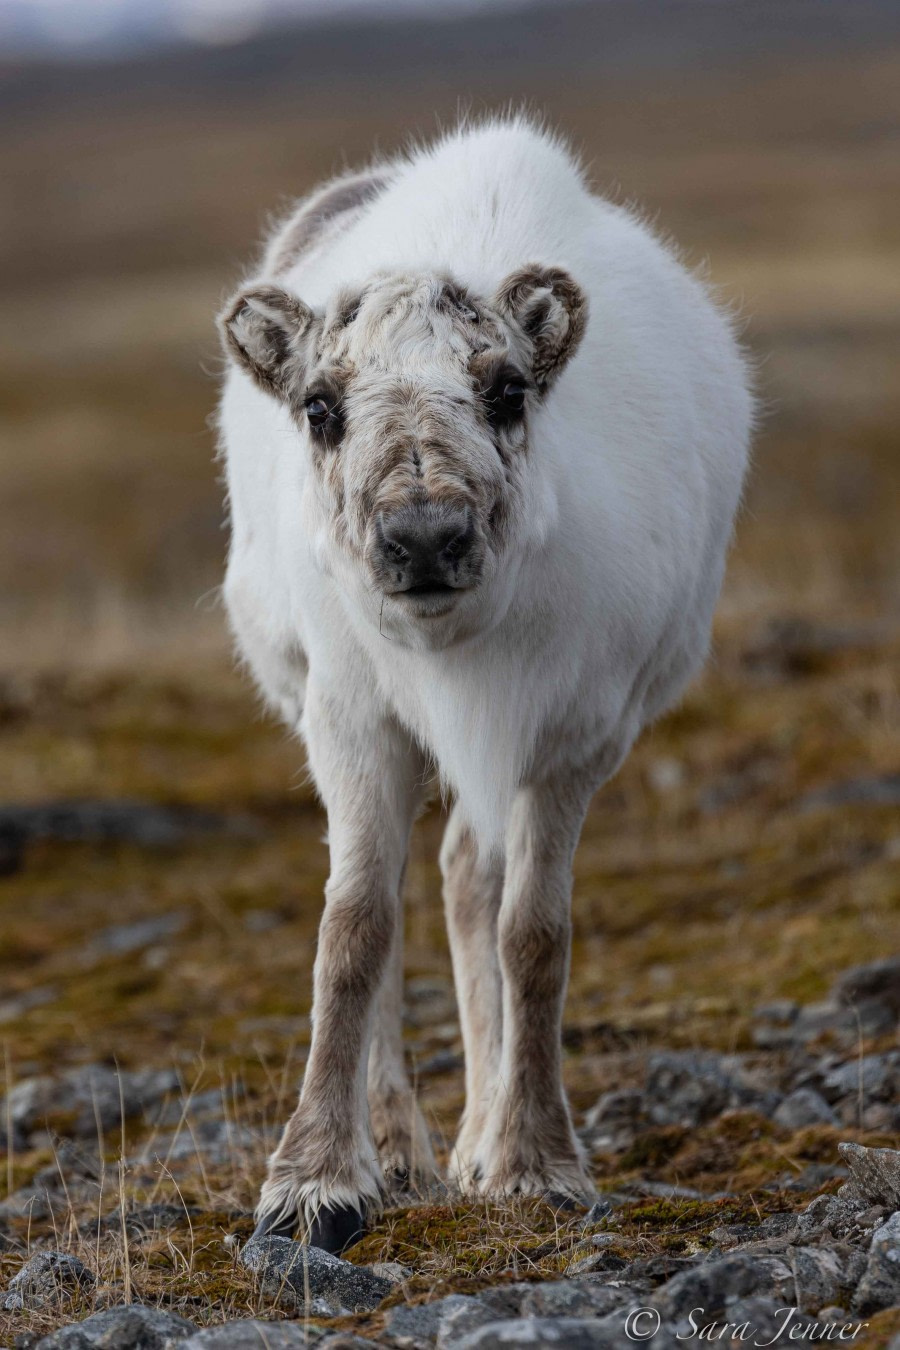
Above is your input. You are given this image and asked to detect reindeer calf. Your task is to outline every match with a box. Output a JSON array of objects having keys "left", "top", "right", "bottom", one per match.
[{"left": 217, "top": 118, "right": 752, "bottom": 1252}]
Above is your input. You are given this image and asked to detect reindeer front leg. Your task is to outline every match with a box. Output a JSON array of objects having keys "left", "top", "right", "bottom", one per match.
[
  {"left": 472, "top": 771, "right": 597, "bottom": 1206},
  {"left": 254, "top": 690, "right": 421, "bottom": 1253}
]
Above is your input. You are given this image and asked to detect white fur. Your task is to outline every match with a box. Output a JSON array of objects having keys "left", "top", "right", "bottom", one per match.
[{"left": 221, "top": 117, "right": 751, "bottom": 856}]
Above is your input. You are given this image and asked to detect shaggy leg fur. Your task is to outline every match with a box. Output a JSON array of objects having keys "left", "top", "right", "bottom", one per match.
[
  {"left": 470, "top": 774, "right": 597, "bottom": 1204},
  {"left": 367, "top": 904, "right": 438, "bottom": 1189},
  {"left": 440, "top": 806, "right": 505, "bottom": 1190},
  {"left": 254, "top": 697, "right": 424, "bottom": 1251}
]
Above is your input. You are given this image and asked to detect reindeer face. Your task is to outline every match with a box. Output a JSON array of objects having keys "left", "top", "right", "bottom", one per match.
[{"left": 220, "top": 268, "right": 586, "bottom": 636}]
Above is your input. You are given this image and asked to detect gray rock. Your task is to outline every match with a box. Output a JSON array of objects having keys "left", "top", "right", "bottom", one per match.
[
  {"left": 773, "top": 1088, "right": 838, "bottom": 1129},
  {"left": 754, "top": 1245, "right": 867, "bottom": 1313},
  {"left": 644, "top": 1052, "right": 777, "bottom": 1126},
  {"left": 81, "top": 913, "right": 189, "bottom": 962},
  {"left": 581, "top": 1090, "right": 644, "bottom": 1152},
  {"left": 0, "top": 800, "right": 260, "bottom": 849},
  {"left": 519, "top": 1280, "right": 629, "bottom": 1318},
  {"left": 435, "top": 1301, "right": 497, "bottom": 1350},
  {"left": 87, "top": 1203, "right": 202, "bottom": 1241},
  {"left": 133, "top": 1118, "right": 257, "bottom": 1165},
  {"left": 3, "top": 1250, "right": 96, "bottom": 1311},
  {"left": 240, "top": 1236, "right": 390, "bottom": 1314},
  {"left": 0, "top": 985, "right": 59, "bottom": 1027},
  {"left": 794, "top": 1191, "right": 862, "bottom": 1242},
  {"left": 2, "top": 1064, "right": 178, "bottom": 1141},
  {"left": 820, "top": 1053, "right": 899, "bottom": 1106},
  {"left": 579, "top": 1200, "right": 615, "bottom": 1228},
  {"left": 834, "top": 957, "right": 900, "bottom": 1015},
  {"left": 800, "top": 773, "right": 900, "bottom": 811},
  {"left": 454, "top": 1318, "right": 664, "bottom": 1350},
  {"left": 31, "top": 1306, "right": 197, "bottom": 1349},
  {"left": 385, "top": 1294, "right": 481, "bottom": 1347},
  {"left": 370, "top": 1261, "right": 412, "bottom": 1286},
  {"left": 319, "top": 1338, "right": 382, "bottom": 1349},
  {"left": 715, "top": 1296, "right": 831, "bottom": 1348},
  {"left": 181, "top": 1323, "right": 313, "bottom": 1349},
  {"left": 852, "top": 1210, "right": 900, "bottom": 1315},
  {"left": 652, "top": 1254, "right": 762, "bottom": 1318},
  {"left": 839, "top": 1142, "right": 900, "bottom": 1210}
]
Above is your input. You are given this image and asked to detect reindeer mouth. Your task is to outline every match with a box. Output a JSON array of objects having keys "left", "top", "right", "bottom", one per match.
[
  {"left": 389, "top": 579, "right": 468, "bottom": 615},
  {"left": 401, "top": 581, "right": 457, "bottom": 598}
]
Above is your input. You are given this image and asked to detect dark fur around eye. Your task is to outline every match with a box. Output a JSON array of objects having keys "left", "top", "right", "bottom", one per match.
[
  {"left": 304, "top": 393, "right": 344, "bottom": 443},
  {"left": 484, "top": 372, "right": 529, "bottom": 426}
]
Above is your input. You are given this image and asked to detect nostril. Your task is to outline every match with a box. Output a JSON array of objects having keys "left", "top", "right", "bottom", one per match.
[
  {"left": 441, "top": 510, "right": 474, "bottom": 563},
  {"left": 385, "top": 539, "right": 409, "bottom": 563}
]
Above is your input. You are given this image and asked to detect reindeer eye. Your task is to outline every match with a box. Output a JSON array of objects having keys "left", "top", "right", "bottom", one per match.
[
  {"left": 500, "top": 381, "right": 526, "bottom": 412},
  {"left": 305, "top": 397, "right": 331, "bottom": 428}
]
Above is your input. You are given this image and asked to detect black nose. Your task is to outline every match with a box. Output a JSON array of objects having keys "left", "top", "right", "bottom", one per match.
[{"left": 375, "top": 503, "right": 475, "bottom": 593}]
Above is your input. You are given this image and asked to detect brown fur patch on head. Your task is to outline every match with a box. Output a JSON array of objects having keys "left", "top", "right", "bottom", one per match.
[
  {"left": 267, "top": 170, "right": 391, "bottom": 275},
  {"left": 494, "top": 265, "right": 588, "bottom": 390}
]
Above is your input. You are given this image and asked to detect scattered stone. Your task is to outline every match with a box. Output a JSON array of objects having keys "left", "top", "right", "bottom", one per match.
[
  {"left": 834, "top": 957, "right": 900, "bottom": 1016},
  {"left": 240, "top": 1235, "right": 391, "bottom": 1314},
  {"left": 415, "top": 1049, "right": 463, "bottom": 1077},
  {"left": 773, "top": 1087, "right": 838, "bottom": 1129},
  {"left": 2, "top": 1064, "right": 178, "bottom": 1142},
  {"left": 652, "top": 1254, "right": 762, "bottom": 1319},
  {"left": 852, "top": 1210, "right": 900, "bottom": 1315},
  {"left": 644, "top": 1052, "right": 777, "bottom": 1126},
  {"left": 149, "top": 1088, "right": 241, "bottom": 1128},
  {"left": 133, "top": 1117, "right": 257, "bottom": 1165},
  {"left": 87, "top": 1203, "right": 202, "bottom": 1240},
  {"left": 403, "top": 975, "right": 457, "bottom": 1028},
  {"left": 319, "top": 1338, "right": 382, "bottom": 1349},
  {"left": 800, "top": 773, "right": 900, "bottom": 812},
  {"left": 181, "top": 1323, "right": 313, "bottom": 1348},
  {"left": 80, "top": 913, "right": 189, "bottom": 963},
  {"left": 0, "top": 800, "right": 261, "bottom": 849},
  {"left": 518, "top": 1280, "right": 629, "bottom": 1318},
  {"left": 454, "top": 1318, "right": 655, "bottom": 1350},
  {"left": 0, "top": 985, "right": 59, "bottom": 1026},
  {"left": 386, "top": 1294, "right": 482, "bottom": 1347},
  {"left": 581, "top": 1090, "right": 644, "bottom": 1152},
  {"left": 740, "top": 616, "right": 885, "bottom": 680},
  {"left": 29, "top": 1306, "right": 196, "bottom": 1348},
  {"left": 839, "top": 1142, "right": 900, "bottom": 1209},
  {"left": 754, "top": 1245, "right": 867, "bottom": 1312},
  {"left": 370, "top": 1261, "right": 412, "bottom": 1286},
  {"left": 580, "top": 1199, "right": 615, "bottom": 1228},
  {"left": 3, "top": 1249, "right": 96, "bottom": 1311}
]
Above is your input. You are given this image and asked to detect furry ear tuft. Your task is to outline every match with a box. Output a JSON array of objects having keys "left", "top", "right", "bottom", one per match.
[
  {"left": 218, "top": 285, "right": 316, "bottom": 398},
  {"left": 495, "top": 265, "right": 587, "bottom": 390}
]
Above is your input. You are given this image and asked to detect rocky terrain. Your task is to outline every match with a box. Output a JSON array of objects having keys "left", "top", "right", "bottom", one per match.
[
  {"left": 1, "top": 628, "right": 899, "bottom": 1347},
  {"left": 1, "top": 959, "right": 900, "bottom": 1347}
]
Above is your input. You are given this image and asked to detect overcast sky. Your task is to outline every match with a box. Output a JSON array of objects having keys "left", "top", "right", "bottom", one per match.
[{"left": 0, "top": 0, "right": 528, "bottom": 56}]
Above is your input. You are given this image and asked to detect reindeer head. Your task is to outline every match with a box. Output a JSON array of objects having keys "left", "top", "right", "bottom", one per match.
[{"left": 219, "top": 266, "right": 586, "bottom": 642}]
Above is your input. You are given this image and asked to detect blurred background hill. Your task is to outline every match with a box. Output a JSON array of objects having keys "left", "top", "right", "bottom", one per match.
[{"left": 1, "top": 0, "right": 899, "bottom": 665}]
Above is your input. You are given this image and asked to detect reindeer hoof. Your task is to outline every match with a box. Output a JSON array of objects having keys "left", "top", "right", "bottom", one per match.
[
  {"left": 544, "top": 1191, "right": 581, "bottom": 1213},
  {"left": 308, "top": 1203, "right": 367, "bottom": 1254},
  {"left": 251, "top": 1209, "right": 298, "bottom": 1241}
]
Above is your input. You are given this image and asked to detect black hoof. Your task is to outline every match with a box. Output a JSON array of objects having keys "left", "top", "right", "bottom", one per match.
[
  {"left": 251, "top": 1210, "right": 298, "bottom": 1241},
  {"left": 544, "top": 1191, "right": 580, "bottom": 1213},
  {"left": 308, "top": 1203, "right": 367, "bottom": 1255}
]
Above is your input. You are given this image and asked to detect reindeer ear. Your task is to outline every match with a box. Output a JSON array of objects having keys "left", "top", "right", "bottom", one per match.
[
  {"left": 218, "top": 285, "right": 316, "bottom": 398},
  {"left": 494, "top": 265, "right": 587, "bottom": 391}
]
